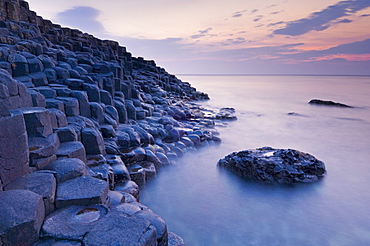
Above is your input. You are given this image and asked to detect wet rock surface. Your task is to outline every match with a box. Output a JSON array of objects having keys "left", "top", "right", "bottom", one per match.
[
  {"left": 309, "top": 99, "right": 353, "bottom": 108},
  {"left": 218, "top": 147, "right": 326, "bottom": 184}
]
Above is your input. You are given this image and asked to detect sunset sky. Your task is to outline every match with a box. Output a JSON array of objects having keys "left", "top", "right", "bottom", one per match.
[{"left": 26, "top": 0, "right": 370, "bottom": 75}]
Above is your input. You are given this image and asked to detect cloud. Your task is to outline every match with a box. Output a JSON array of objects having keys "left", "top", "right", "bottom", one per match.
[
  {"left": 232, "top": 10, "right": 247, "bottom": 18},
  {"left": 253, "top": 15, "right": 263, "bottom": 22},
  {"left": 319, "top": 38, "right": 370, "bottom": 55},
  {"left": 273, "top": 0, "right": 370, "bottom": 36},
  {"left": 219, "top": 37, "right": 247, "bottom": 46},
  {"left": 56, "top": 6, "right": 105, "bottom": 36},
  {"left": 267, "top": 21, "right": 285, "bottom": 27},
  {"left": 190, "top": 28, "right": 213, "bottom": 39},
  {"left": 336, "top": 18, "right": 353, "bottom": 23}
]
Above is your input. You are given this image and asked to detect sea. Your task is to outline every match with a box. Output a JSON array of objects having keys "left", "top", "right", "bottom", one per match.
[{"left": 140, "top": 75, "right": 370, "bottom": 246}]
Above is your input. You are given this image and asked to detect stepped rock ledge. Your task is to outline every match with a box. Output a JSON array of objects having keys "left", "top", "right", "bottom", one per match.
[{"left": 0, "top": 1, "right": 237, "bottom": 245}]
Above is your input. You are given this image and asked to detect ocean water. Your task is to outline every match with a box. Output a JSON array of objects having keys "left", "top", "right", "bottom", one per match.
[{"left": 140, "top": 75, "right": 370, "bottom": 246}]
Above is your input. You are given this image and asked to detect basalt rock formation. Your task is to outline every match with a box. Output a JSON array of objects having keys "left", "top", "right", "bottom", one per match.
[
  {"left": 218, "top": 147, "right": 326, "bottom": 184},
  {"left": 0, "top": 1, "right": 222, "bottom": 245},
  {"left": 308, "top": 99, "right": 353, "bottom": 108}
]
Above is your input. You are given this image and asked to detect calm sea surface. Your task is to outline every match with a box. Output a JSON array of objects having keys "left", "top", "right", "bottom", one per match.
[{"left": 140, "top": 75, "right": 370, "bottom": 246}]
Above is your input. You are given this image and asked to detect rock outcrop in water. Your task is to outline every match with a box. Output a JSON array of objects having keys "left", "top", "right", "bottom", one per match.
[
  {"left": 218, "top": 147, "right": 326, "bottom": 184},
  {"left": 309, "top": 99, "right": 353, "bottom": 108},
  {"left": 0, "top": 1, "right": 225, "bottom": 245}
]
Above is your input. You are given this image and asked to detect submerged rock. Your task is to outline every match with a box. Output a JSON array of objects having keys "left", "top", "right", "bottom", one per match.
[
  {"left": 218, "top": 147, "right": 326, "bottom": 184},
  {"left": 308, "top": 99, "right": 353, "bottom": 108}
]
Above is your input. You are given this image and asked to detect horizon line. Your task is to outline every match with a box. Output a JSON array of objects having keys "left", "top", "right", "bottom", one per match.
[{"left": 176, "top": 73, "right": 370, "bottom": 77}]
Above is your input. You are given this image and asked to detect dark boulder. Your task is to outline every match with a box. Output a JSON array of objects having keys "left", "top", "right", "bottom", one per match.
[
  {"left": 218, "top": 147, "right": 326, "bottom": 184},
  {"left": 308, "top": 99, "right": 353, "bottom": 108}
]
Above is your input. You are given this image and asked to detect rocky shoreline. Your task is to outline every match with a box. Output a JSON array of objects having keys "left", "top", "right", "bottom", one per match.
[{"left": 0, "top": 1, "right": 236, "bottom": 245}]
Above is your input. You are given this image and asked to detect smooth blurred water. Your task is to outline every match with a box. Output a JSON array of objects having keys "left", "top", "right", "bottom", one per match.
[{"left": 140, "top": 75, "right": 370, "bottom": 246}]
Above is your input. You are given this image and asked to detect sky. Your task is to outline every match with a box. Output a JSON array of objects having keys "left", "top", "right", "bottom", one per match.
[{"left": 26, "top": 0, "right": 370, "bottom": 75}]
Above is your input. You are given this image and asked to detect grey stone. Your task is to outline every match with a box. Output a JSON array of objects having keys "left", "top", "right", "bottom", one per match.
[
  {"left": 37, "top": 86, "right": 56, "bottom": 98},
  {"left": 164, "top": 127, "right": 180, "bottom": 143},
  {"left": 69, "top": 69, "right": 80, "bottom": 78},
  {"left": 57, "top": 97, "right": 80, "bottom": 116},
  {"left": 106, "top": 155, "right": 130, "bottom": 184},
  {"left": 43, "top": 68, "right": 58, "bottom": 83},
  {"left": 38, "top": 55, "right": 55, "bottom": 68},
  {"left": 113, "top": 99, "right": 128, "bottom": 123},
  {"left": 8, "top": 53, "right": 29, "bottom": 77},
  {"left": 48, "top": 108, "right": 68, "bottom": 127},
  {"left": 54, "top": 66, "right": 70, "bottom": 79},
  {"left": 83, "top": 83, "right": 100, "bottom": 102},
  {"left": 78, "top": 64, "right": 93, "bottom": 73},
  {"left": 155, "top": 152, "right": 170, "bottom": 166},
  {"left": 28, "top": 57, "right": 44, "bottom": 73},
  {"left": 29, "top": 72, "right": 48, "bottom": 86},
  {"left": 125, "top": 100, "right": 136, "bottom": 120},
  {"left": 134, "top": 209, "right": 168, "bottom": 246},
  {"left": 168, "top": 232, "right": 186, "bottom": 246},
  {"left": 89, "top": 102, "right": 104, "bottom": 124},
  {"left": 41, "top": 205, "right": 108, "bottom": 241},
  {"left": 117, "top": 126, "right": 141, "bottom": 149},
  {"left": 46, "top": 98, "right": 64, "bottom": 111},
  {"left": 120, "top": 192, "right": 138, "bottom": 203},
  {"left": 89, "top": 163, "right": 114, "bottom": 187},
  {"left": 0, "top": 190, "right": 45, "bottom": 246},
  {"left": 82, "top": 211, "right": 157, "bottom": 246},
  {"left": 0, "top": 83, "right": 9, "bottom": 99},
  {"left": 55, "top": 141, "right": 87, "bottom": 163},
  {"left": 0, "top": 113, "right": 29, "bottom": 186},
  {"left": 104, "top": 139, "right": 121, "bottom": 155},
  {"left": 81, "top": 128, "right": 105, "bottom": 155},
  {"left": 55, "top": 176, "right": 109, "bottom": 208},
  {"left": 105, "top": 105, "right": 119, "bottom": 124},
  {"left": 56, "top": 126, "right": 79, "bottom": 143},
  {"left": 17, "top": 82, "right": 33, "bottom": 107},
  {"left": 19, "top": 107, "right": 53, "bottom": 137},
  {"left": 100, "top": 124, "right": 116, "bottom": 138},
  {"left": 107, "top": 190, "right": 125, "bottom": 206},
  {"left": 128, "top": 164, "right": 146, "bottom": 186},
  {"left": 132, "top": 125, "right": 155, "bottom": 145},
  {"left": 28, "top": 133, "right": 60, "bottom": 168},
  {"left": 64, "top": 78, "right": 84, "bottom": 90},
  {"left": 43, "top": 158, "right": 87, "bottom": 183},
  {"left": 52, "top": 85, "right": 72, "bottom": 97},
  {"left": 73, "top": 66, "right": 88, "bottom": 75},
  {"left": 4, "top": 172, "right": 56, "bottom": 215},
  {"left": 31, "top": 155, "right": 57, "bottom": 171},
  {"left": 218, "top": 147, "right": 327, "bottom": 184},
  {"left": 100, "top": 89, "right": 113, "bottom": 105},
  {"left": 187, "top": 134, "right": 201, "bottom": 146},
  {"left": 0, "top": 68, "right": 18, "bottom": 96},
  {"left": 103, "top": 112, "right": 117, "bottom": 128},
  {"left": 309, "top": 99, "right": 353, "bottom": 108},
  {"left": 115, "top": 181, "right": 140, "bottom": 201},
  {"left": 28, "top": 89, "right": 46, "bottom": 107},
  {"left": 0, "top": 61, "right": 12, "bottom": 75},
  {"left": 71, "top": 90, "right": 91, "bottom": 117}
]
